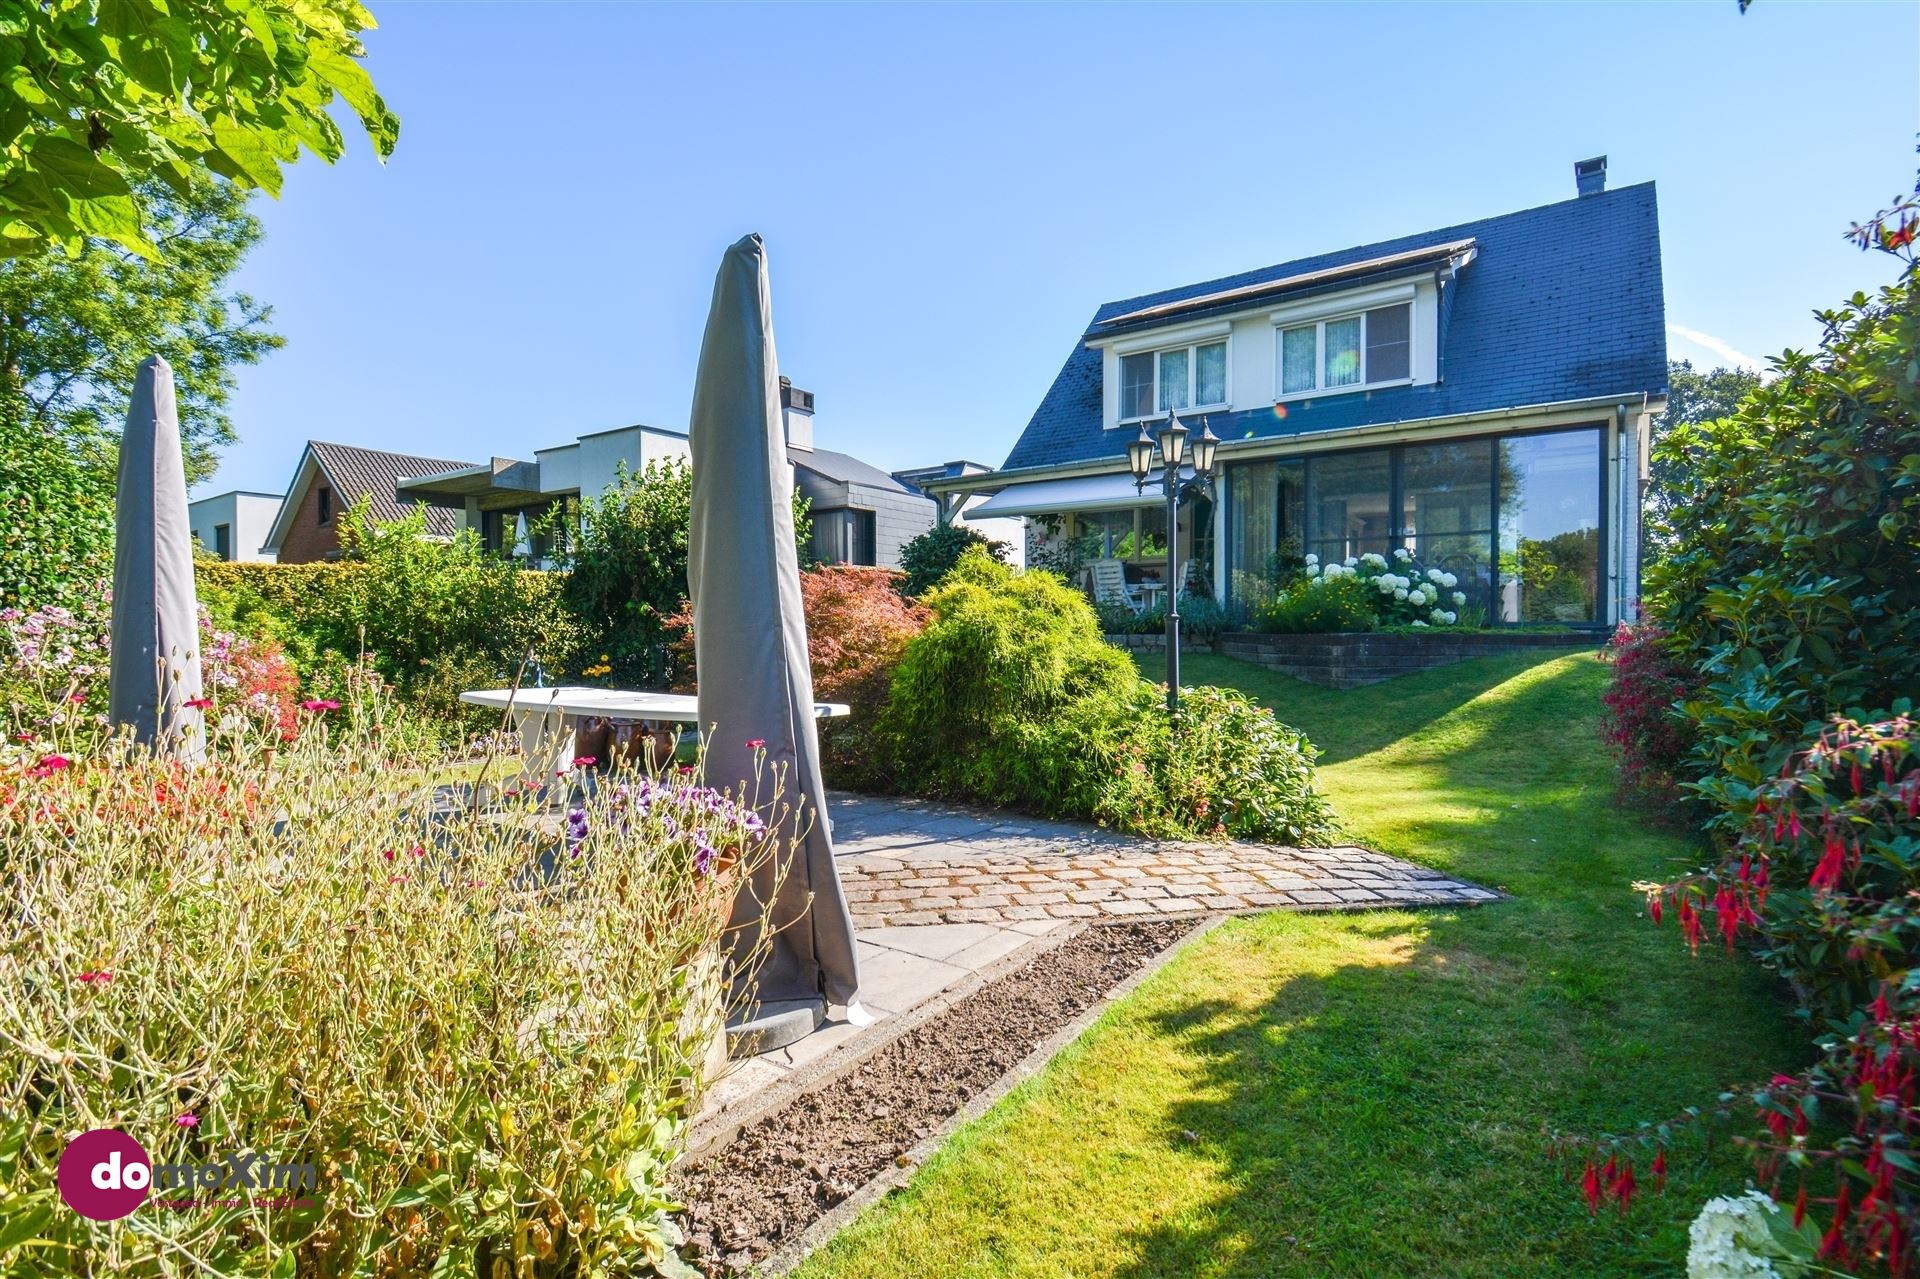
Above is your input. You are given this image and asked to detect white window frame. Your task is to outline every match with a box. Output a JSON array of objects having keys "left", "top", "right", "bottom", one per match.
[
  {"left": 1118, "top": 337, "right": 1231, "bottom": 425},
  {"left": 1269, "top": 286, "right": 1417, "bottom": 402}
]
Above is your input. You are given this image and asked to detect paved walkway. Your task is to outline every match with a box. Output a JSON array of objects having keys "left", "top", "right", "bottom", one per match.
[{"left": 823, "top": 791, "right": 1496, "bottom": 929}]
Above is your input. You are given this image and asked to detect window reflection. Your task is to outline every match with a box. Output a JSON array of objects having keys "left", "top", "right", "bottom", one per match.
[
  {"left": 1307, "top": 450, "right": 1391, "bottom": 563},
  {"left": 1402, "top": 439, "right": 1494, "bottom": 623},
  {"left": 1499, "top": 431, "right": 1602, "bottom": 624}
]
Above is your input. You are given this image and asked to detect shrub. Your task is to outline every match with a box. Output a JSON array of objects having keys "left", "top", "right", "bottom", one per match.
[
  {"left": 1598, "top": 622, "right": 1703, "bottom": 827},
  {"left": 1099, "top": 683, "right": 1338, "bottom": 844},
  {"left": 1227, "top": 537, "right": 1308, "bottom": 615},
  {"left": 896, "top": 523, "right": 1010, "bottom": 598},
  {"left": 877, "top": 547, "right": 1338, "bottom": 842},
  {"left": 1256, "top": 572, "right": 1377, "bottom": 633},
  {"left": 1574, "top": 187, "right": 1920, "bottom": 1265},
  {"left": 0, "top": 677, "right": 771, "bottom": 1277},
  {"left": 0, "top": 419, "right": 114, "bottom": 614},
  {"left": 559, "top": 460, "right": 811, "bottom": 688},
  {"left": 667, "top": 565, "right": 928, "bottom": 787}
]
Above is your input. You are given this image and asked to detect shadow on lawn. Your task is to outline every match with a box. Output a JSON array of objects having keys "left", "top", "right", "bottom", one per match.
[{"left": 1096, "top": 656, "right": 1796, "bottom": 1279}]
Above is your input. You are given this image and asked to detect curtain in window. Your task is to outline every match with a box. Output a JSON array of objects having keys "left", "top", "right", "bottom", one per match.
[
  {"left": 1158, "top": 347, "right": 1190, "bottom": 412},
  {"left": 1323, "top": 317, "right": 1362, "bottom": 387},
  {"left": 1195, "top": 341, "right": 1227, "bottom": 405},
  {"left": 1281, "top": 326, "right": 1316, "bottom": 394}
]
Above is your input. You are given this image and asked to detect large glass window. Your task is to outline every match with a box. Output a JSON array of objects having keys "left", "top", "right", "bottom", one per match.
[
  {"left": 1195, "top": 341, "right": 1228, "bottom": 407},
  {"left": 1402, "top": 439, "right": 1495, "bottom": 623},
  {"left": 1307, "top": 449, "right": 1392, "bottom": 563},
  {"left": 1498, "top": 430, "right": 1603, "bottom": 624},
  {"left": 1366, "top": 304, "right": 1411, "bottom": 382},
  {"left": 1218, "top": 424, "right": 1607, "bottom": 627},
  {"left": 1323, "top": 316, "right": 1362, "bottom": 388}
]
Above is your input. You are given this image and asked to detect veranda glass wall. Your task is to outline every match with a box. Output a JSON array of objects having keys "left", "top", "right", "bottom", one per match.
[{"left": 1222, "top": 425, "right": 1607, "bottom": 625}]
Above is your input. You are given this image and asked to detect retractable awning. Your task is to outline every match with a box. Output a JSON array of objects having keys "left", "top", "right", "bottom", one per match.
[{"left": 969, "top": 469, "right": 1190, "bottom": 518}]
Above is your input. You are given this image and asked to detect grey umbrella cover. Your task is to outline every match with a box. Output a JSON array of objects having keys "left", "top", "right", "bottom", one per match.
[
  {"left": 108, "top": 356, "right": 206, "bottom": 761},
  {"left": 688, "top": 234, "right": 860, "bottom": 1008}
]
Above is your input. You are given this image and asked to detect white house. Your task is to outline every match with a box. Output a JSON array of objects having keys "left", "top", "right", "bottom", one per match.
[{"left": 187, "top": 490, "right": 283, "bottom": 563}]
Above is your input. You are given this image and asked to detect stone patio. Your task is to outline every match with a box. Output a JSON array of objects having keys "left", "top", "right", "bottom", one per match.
[{"left": 698, "top": 792, "right": 1496, "bottom": 1123}]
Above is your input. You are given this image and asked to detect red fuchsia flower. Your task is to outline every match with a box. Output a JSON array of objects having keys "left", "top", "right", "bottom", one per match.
[
  {"left": 1678, "top": 896, "right": 1703, "bottom": 952},
  {"left": 1610, "top": 1159, "right": 1636, "bottom": 1213},
  {"left": 299, "top": 699, "right": 340, "bottom": 713},
  {"left": 746, "top": 738, "right": 766, "bottom": 750},
  {"left": 1820, "top": 1178, "right": 1852, "bottom": 1260},
  {"left": 183, "top": 697, "right": 213, "bottom": 710},
  {"left": 1795, "top": 1182, "right": 1808, "bottom": 1228},
  {"left": 175, "top": 1113, "right": 199, "bottom": 1129},
  {"left": 1651, "top": 1149, "right": 1666, "bottom": 1192},
  {"left": 1581, "top": 1159, "right": 1602, "bottom": 1214}
]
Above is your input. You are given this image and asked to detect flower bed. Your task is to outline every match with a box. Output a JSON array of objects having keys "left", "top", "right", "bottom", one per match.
[{"left": 0, "top": 677, "right": 777, "bottom": 1276}]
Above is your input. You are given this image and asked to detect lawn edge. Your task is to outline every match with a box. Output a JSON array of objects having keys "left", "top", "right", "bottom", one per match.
[{"left": 759, "top": 912, "right": 1232, "bottom": 1278}]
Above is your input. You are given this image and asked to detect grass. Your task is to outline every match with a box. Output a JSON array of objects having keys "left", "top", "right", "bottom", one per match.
[{"left": 794, "top": 651, "right": 1799, "bottom": 1278}]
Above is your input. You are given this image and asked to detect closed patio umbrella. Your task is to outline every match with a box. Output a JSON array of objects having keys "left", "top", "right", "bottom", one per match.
[
  {"left": 108, "top": 355, "right": 205, "bottom": 761},
  {"left": 689, "top": 234, "right": 861, "bottom": 1039}
]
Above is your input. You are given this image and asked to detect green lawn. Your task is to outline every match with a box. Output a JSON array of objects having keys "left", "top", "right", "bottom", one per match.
[{"left": 796, "top": 651, "right": 1798, "bottom": 1278}]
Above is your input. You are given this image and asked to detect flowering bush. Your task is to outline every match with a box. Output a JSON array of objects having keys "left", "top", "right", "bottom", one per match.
[
  {"left": 1254, "top": 548, "right": 1469, "bottom": 633},
  {"left": 1599, "top": 621, "right": 1704, "bottom": 828},
  {"left": 0, "top": 679, "right": 774, "bottom": 1277},
  {"left": 1686, "top": 1191, "right": 1818, "bottom": 1278}
]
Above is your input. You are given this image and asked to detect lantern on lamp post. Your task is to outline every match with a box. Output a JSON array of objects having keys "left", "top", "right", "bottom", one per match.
[{"left": 1127, "top": 410, "right": 1220, "bottom": 716}]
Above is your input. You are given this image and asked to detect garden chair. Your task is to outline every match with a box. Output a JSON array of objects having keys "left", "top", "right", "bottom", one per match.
[{"left": 1090, "top": 557, "right": 1147, "bottom": 617}]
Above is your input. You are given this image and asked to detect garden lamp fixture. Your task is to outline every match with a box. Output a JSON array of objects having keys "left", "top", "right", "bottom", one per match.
[{"left": 1128, "top": 410, "right": 1219, "bottom": 718}]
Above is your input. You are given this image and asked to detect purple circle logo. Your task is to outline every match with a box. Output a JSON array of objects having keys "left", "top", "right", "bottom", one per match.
[{"left": 57, "top": 1129, "right": 151, "bottom": 1221}]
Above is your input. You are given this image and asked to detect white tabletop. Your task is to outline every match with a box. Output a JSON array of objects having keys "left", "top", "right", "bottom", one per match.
[{"left": 459, "top": 686, "right": 850, "bottom": 721}]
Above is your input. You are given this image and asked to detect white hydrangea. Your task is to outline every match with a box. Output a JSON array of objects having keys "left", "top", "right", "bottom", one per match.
[
  {"left": 1361, "top": 552, "right": 1387, "bottom": 569},
  {"left": 1444, "top": 610, "right": 1457, "bottom": 624},
  {"left": 1411, "top": 619, "right": 1427, "bottom": 627},
  {"left": 1393, "top": 547, "right": 1412, "bottom": 561},
  {"left": 1427, "top": 567, "right": 1444, "bottom": 583},
  {"left": 1408, "top": 588, "right": 1427, "bottom": 606},
  {"left": 1344, "top": 556, "right": 1358, "bottom": 567},
  {"left": 1394, "top": 587, "right": 1408, "bottom": 600},
  {"left": 1441, "top": 571, "right": 1459, "bottom": 588},
  {"left": 1304, "top": 553, "right": 1319, "bottom": 565},
  {"left": 1430, "top": 608, "right": 1450, "bottom": 625},
  {"left": 1686, "top": 1191, "right": 1788, "bottom": 1279},
  {"left": 1453, "top": 591, "right": 1467, "bottom": 606}
]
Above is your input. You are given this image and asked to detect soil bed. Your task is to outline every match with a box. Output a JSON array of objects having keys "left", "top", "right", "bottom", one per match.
[{"left": 676, "top": 919, "right": 1191, "bottom": 1274}]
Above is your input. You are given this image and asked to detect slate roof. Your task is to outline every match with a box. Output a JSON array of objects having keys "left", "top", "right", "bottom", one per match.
[
  {"left": 307, "top": 441, "right": 476, "bottom": 537},
  {"left": 1002, "top": 182, "right": 1666, "bottom": 472}
]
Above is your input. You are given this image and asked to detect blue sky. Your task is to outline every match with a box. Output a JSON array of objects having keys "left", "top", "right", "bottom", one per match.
[{"left": 203, "top": 1, "right": 1918, "bottom": 499}]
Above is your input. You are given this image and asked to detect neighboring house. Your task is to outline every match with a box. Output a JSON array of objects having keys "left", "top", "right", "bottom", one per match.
[
  {"left": 263, "top": 441, "right": 476, "bottom": 563},
  {"left": 921, "top": 158, "right": 1668, "bottom": 628},
  {"left": 187, "top": 490, "right": 283, "bottom": 563},
  {"left": 395, "top": 380, "right": 933, "bottom": 571},
  {"left": 893, "top": 460, "right": 1028, "bottom": 569}
]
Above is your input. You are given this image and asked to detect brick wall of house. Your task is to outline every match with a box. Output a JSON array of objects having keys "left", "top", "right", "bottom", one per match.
[{"left": 274, "top": 479, "right": 343, "bottom": 564}]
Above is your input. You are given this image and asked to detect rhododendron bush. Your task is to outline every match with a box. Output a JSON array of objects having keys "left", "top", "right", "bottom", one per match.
[
  {"left": 1571, "top": 187, "right": 1920, "bottom": 1275},
  {"left": 1599, "top": 621, "right": 1703, "bottom": 828},
  {"left": 0, "top": 675, "right": 777, "bottom": 1276}
]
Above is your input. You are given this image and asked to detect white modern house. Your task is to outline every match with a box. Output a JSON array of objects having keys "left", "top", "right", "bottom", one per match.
[
  {"left": 187, "top": 490, "right": 283, "bottom": 562},
  {"left": 394, "top": 381, "right": 936, "bottom": 570}
]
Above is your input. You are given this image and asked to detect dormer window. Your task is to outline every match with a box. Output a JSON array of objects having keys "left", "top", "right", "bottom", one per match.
[
  {"left": 1119, "top": 339, "right": 1228, "bottom": 422},
  {"left": 1277, "top": 302, "right": 1413, "bottom": 398}
]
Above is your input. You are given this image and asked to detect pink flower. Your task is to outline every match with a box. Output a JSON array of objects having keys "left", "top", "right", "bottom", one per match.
[
  {"left": 77, "top": 969, "right": 113, "bottom": 984},
  {"left": 383, "top": 849, "right": 396, "bottom": 861},
  {"left": 27, "top": 755, "right": 71, "bottom": 778},
  {"left": 67, "top": 691, "right": 85, "bottom": 704},
  {"left": 571, "top": 755, "right": 597, "bottom": 768},
  {"left": 12, "top": 733, "right": 32, "bottom": 743},
  {"left": 746, "top": 738, "right": 767, "bottom": 750},
  {"left": 299, "top": 699, "right": 340, "bottom": 713},
  {"left": 183, "top": 697, "right": 213, "bottom": 710},
  {"left": 175, "top": 1113, "right": 199, "bottom": 1129}
]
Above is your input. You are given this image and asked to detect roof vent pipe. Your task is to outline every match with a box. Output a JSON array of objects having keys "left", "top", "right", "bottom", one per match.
[{"left": 1575, "top": 155, "right": 1607, "bottom": 198}]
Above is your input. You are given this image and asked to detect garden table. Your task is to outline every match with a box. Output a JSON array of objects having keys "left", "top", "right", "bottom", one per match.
[{"left": 459, "top": 686, "right": 850, "bottom": 786}]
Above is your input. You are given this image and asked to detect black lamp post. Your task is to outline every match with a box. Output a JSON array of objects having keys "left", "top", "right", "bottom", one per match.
[{"left": 1127, "top": 410, "right": 1219, "bottom": 715}]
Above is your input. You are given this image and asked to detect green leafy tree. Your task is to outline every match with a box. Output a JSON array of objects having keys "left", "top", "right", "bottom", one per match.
[
  {"left": 559, "top": 459, "right": 811, "bottom": 687},
  {"left": 1646, "top": 359, "right": 1765, "bottom": 539},
  {"left": 896, "top": 522, "right": 1010, "bottom": 597},
  {"left": 0, "top": 176, "right": 281, "bottom": 481},
  {"left": 0, "top": 0, "right": 398, "bottom": 259}
]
